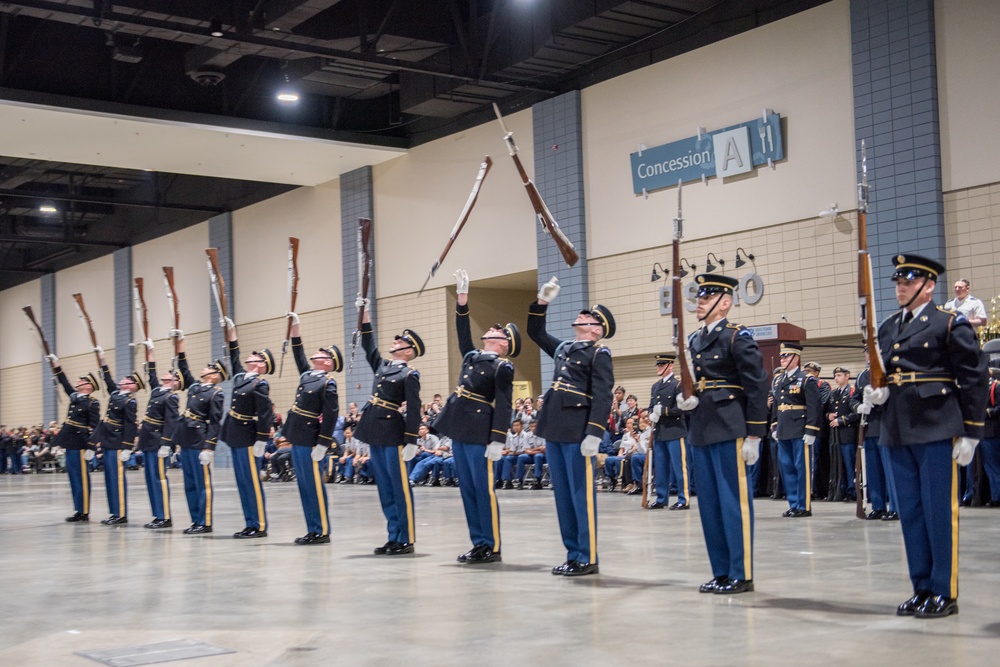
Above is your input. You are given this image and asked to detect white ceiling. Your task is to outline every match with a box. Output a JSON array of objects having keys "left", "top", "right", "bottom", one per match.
[{"left": 0, "top": 99, "right": 406, "bottom": 186}]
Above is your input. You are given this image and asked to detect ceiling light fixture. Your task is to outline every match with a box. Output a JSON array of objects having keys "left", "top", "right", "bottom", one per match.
[
  {"left": 209, "top": 17, "right": 224, "bottom": 38},
  {"left": 39, "top": 202, "right": 58, "bottom": 214},
  {"left": 276, "top": 90, "right": 300, "bottom": 103}
]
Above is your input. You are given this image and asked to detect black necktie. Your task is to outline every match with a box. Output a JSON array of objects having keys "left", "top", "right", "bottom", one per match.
[{"left": 900, "top": 310, "right": 913, "bottom": 332}]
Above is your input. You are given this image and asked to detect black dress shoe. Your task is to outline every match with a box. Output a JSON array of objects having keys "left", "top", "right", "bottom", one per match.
[
  {"left": 503, "top": 481, "right": 514, "bottom": 490},
  {"left": 101, "top": 515, "right": 127, "bottom": 525},
  {"left": 700, "top": 576, "right": 728, "bottom": 593},
  {"left": 431, "top": 479, "right": 441, "bottom": 487},
  {"left": 466, "top": 547, "right": 502, "bottom": 564},
  {"left": 668, "top": 502, "right": 689, "bottom": 510},
  {"left": 715, "top": 579, "right": 754, "bottom": 594},
  {"left": 647, "top": 502, "right": 666, "bottom": 509},
  {"left": 626, "top": 487, "right": 642, "bottom": 496},
  {"left": 564, "top": 561, "right": 599, "bottom": 577},
  {"left": 897, "top": 591, "right": 932, "bottom": 616},
  {"left": 531, "top": 481, "right": 543, "bottom": 490},
  {"left": 866, "top": 509, "right": 886, "bottom": 521},
  {"left": 457, "top": 547, "right": 479, "bottom": 563},
  {"left": 494, "top": 479, "right": 503, "bottom": 489},
  {"left": 782, "top": 508, "right": 795, "bottom": 517},
  {"left": 882, "top": 511, "right": 900, "bottom": 521},
  {"left": 386, "top": 542, "right": 414, "bottom": 555},
  {"left": 790, "top": 508, "right": 812, "bottom": 517},
  {"left": 374, "top": 541, "right": 396, "bottom": 555},
  {"left": 65, "top": 512, "right": 89, "bottom": 523},
  {"left": 915, "top": 595, "right": 958, "bottom": 618},
  {"left": 552, "top": 561, "right": 572, "bottom": 575},
  {"left": 144, "top": 518, "right": 172, "bottom": 529},
  {"left": 294, "top": 532, "right": 330, "bottom": 545},
  {"left": 233, "top": 527, "right": 267, "bottom": 538},
  {"left": 183, "top": 524, "right": 212, "bottom": 534}
]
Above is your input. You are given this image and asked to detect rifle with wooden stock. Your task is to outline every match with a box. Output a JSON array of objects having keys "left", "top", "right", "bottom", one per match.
[
  {"left": 855, "top": 139, "right": 886, "bottom": 520},
  {"left": 162, "top": 266, "right": 180, "bottom": 367},
  {"left": 205, "top": 248, "right": 229, "bottom": 365},
  {"left": 492, "top": 103, "right": 579, "bottom": 267},
  {"left": 132, "top": 277, "right": 150, "bottom": 371},
  {"left": 279, "top": 237, "right": 300, "bottom": 378},
  {"left": 23, "top": 305, "right": 61, "bottom": 404},
  {"left": 72, "top": 292, "right": 103, "bottom": 372},
  {"left": 350, "top": 218, "right": 373, "bottom": 374},
  {"left": 672, "top": 180, "right": 697, "bottom": 400},
  {"left": 419, "top": 156, "right": 493, "bottom": 294}
]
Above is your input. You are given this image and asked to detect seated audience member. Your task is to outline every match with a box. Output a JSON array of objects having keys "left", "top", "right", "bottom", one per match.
[
  {"left": 628, "top": 414, "right": 654, "bottom": 497},
  {"left": 410, "top": 425, "right": 446, "bottom": 486},
  {"left": 516, "top": 421, "right": 547, "bottom": 489},
  {"left": 269, "top": 434, "right": 294, "bottom": 481},
  {"left": 496, "top": 419, "right": 529, "bottom": 490}
]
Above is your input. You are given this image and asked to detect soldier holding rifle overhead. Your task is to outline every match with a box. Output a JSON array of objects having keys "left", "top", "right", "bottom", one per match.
[
  {"left": 219, "top": 317, "right": 274, "bottom": 539},
  {"left": 170, "top": 328, "right": 227, "bottom": 535},
  {"left": 135, "top": 341, "right": 180, "bottom": 529},
  {"left": 527, "top": 277, "right": 615, "bottom": 577},
  {"left": 866, "top": 254, "right": 987, "bottom": 618},
  {"left": 47, "top": 357, "right": 101, "bottom": 523},
  {"left": 678, "top": 274, "right": 768, "bottom": 595},
  {"left": 430, "top": 269, "right": 518, "bottom": 564},
  {"left": 283, "top": 310, "right": 343, "bottom": 545}
]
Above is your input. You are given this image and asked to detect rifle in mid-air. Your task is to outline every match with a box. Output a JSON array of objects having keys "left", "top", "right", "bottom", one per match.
[
  {"left": 72, "top": 292, "right": 104, "bottom": 374},
  {"left": 279, "top": 237, "right": 300, "bottom": 378},
  {"left": 162, "top": 266, "right": 180, "bottom": 368},
  {"left": 132, "top": 277, "right": 150, "bottom": 372},
  {"left": 350, "top": 218, "right": 373, "bottom": 374},
  {"left": 205, "top": 248, "right": 230, "bottom": 367}
]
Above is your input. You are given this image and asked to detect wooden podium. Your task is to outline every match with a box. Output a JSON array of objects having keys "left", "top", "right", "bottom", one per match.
[{"left": 745, "top": 322, "right": 807, "bottom": 372}]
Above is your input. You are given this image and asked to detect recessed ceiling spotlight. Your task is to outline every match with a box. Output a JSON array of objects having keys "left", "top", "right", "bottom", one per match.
[
  {"left": 276, "top": 90, "right": 300, "bottom": 103},
  {"left": 209, "top": 17, "right": 224, "bottom": 38},
  {"left": 39, "top": 202, "right": 58, "bottom": 214}
]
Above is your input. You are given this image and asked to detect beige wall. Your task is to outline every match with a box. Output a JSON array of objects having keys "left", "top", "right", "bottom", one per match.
[
  {"left": 372, "top": 109, "right": 537, "bottom": 298},
  {"left": 54, "top": 254, "right": 115, "bottom": 358},
  {"left": 583, "top": 0, "right": 856, "bottom": 258},
  {"left": 131, "top": 221, "right": 211, "bottom": 338},
  {"left": 0, "top": 279, "right": 41, "bottom": 368},
  {"left": 944, "top": 182, "right": 1000, "bottom": 312},
  {"left": 937, "top": 0, "right": 1000, "bottom": 192},
  {"left": 232, "top": 181, "right": 343, "bottom": 325},
  {"left": 0, "top": 363, "right": 42, "bottom": 427},
  {"left": 374, "top": 288, "right": 451, "bottom": 406}
]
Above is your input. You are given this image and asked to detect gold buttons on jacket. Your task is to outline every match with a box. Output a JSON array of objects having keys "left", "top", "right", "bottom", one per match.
[{"left": 892, "top": 356, "right": 899, "bottom": 362}]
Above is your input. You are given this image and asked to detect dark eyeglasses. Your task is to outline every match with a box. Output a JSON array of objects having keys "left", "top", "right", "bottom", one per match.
[
  {"left": 309, "top": 355, "right": 332, "bottom": 362},
  {"left": 572, "top": 322, "right": 600, "bottom": 328},
  {"left": 480, "top": 335, "right": 506, "bottom": 341},
  {"left": 655, "top": 361, "right": 669, "bottom": 366},
  {"left": 779, "top": 353, "right": 793, "bottom": 358}
]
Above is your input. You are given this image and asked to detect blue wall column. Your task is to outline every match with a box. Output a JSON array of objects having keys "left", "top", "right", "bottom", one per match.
[
  {"left": 340, "top": 166, "right": 377, "bottom": 409},
  {"left": 41, "top": 273, "right": 57, "bottom": 424},
  {"left": 533, "top": 91, "right": 590, "bottom": 381},
  {"left": 852, "top": 0, "right": 945, "bottom": 318},
  {"left": 113, "top": 248, "right": 134, "bottom": 379},
  {"left": 208, "top": 212, "right": 235, "bottom": 468}
]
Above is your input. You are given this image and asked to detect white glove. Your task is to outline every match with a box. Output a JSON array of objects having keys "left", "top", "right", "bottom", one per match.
[
  {"left": 771, "top": 430, "right": 778, "bottom": 441},
  {"left": 856, "top": 401, "right": 872, "bottom": 415},
  {"left": 649, "top": 410, "right": 661, "bottom": 424},
  {"left": 864, "top": 385, "right": 889, "bottom": 406},
  {"left": 803, "top": 434, "right": 816, "bottom": 446},
  {"left": 118, "top": 450, "right": 131, "bottom": 462},
  {"left": 168, "top": 328, "right": 184, "bottom": 341},
  {"left": 253, "top": 440, "right": 266, "bottom": 457},
  {"left": 355, "top": 295, "right": 369, "bottom": 310},
  {"left": 454, "top": 269, "right": 469, "bottom": 295},
  {"left": 742, "top": 436, "right": 761, "bottom": 465},
  {"left": 84, "top": 450, "right": 95, "bottom": 461},
  {"left": 142, "top": 339, "right": 155, "bottom": 351},
  {"left": 45, "top": 353, "right": 59, "bottom": 364},
  {"left": 580, "top": 435, "right": 601, "bottom": 457},
  {"left": 311, "top": 444, "right": 326, "bottom": 462},
  {"left": 199, "top": 449, "right": 214, "bottom": 466},
  {"left": 652, "top": 404, "right": 664, "bottom": 419},
  {"left": 157, "top": 445, "right": 170, "bottom": 458},
  {"left": 537, "top": 276, "right": 560, "bottom": 303},
  {"left": 402, "top": 444, "right": 419, "bottom": 461},
  {"left": 953, "top": 437, "right": 979, "bottom": 466},
  {"left": 286, "top": 311, "right": 300, "bottom": 325},
  {"left": 219, "top": 316, "right": 235, "bottom": 330},
  {"left": 485, "top": 443, "right": 503, "bottom": 461},
  {"left": 93, "top": 345, "right": 104, "bottom": 355},
  {"left": 677, "top": 395, "right": 700, "bottom": 411}
]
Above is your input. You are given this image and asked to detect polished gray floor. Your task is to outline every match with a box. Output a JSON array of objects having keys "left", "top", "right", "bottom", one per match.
[{"left": 2, "top": 470, "right": 999, "bottom": 666}]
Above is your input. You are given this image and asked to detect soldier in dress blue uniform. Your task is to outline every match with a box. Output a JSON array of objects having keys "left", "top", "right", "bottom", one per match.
[
  {"left": 527, "top": 277, "right": 615, "bottom": 577},
  {"left": 135, "top": 343, "right": 180, "bottom": 529},
  {"left": 354, "top": 300, "right": 423, "bottom": 555},
  {"left": 430, "top": 270, "right": 517, "bottom": 564},
  {"left": 283, "top": 311, "right": 342, "bottom": 545},
  {"left": 677, "top": 274, "right": 768, "bottom": 595},
  {"left": 827, "top": 366, "right": 860, "bottom": 501},
  {"left": 979, "top": 341, "right": 1000, "bottom": 507},
  {"left": 865, "top": 254, "right": 988, "bottom": 618},
  {"left": 771, "top": 342, "right": 822, "bottom": 517},
  {"left": 220, "top": 318, "right": 274, "bottom": 539},
  {"left": 45, "top": 354, "right": 101, "bottom": 522},
  {"left": 89, "top": 348, "right": 143, "bottom": 525},
  {"left": 854, "top": 348, "right": 899, "bottom": 520},
  {"left": 171, "top": 330, "right": 227, "bottom": 535},
  {"left": 647, "top": 353, "right": 689, "bottom": 510}
]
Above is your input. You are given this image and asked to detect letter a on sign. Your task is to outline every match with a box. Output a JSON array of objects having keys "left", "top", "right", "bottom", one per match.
[{"left": 713, "top": 127, "right": 752, "bottom": 178}]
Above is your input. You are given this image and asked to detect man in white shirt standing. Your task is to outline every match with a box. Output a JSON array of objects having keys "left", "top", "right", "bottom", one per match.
[{"left": 944, "top": 279, "right": 986, "bottom": 328}]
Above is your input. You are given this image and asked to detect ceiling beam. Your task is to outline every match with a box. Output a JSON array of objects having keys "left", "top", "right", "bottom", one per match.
[
  {"left": 0, "top": 188, "right": 228, "bottom": 214},
  {"left": 0, "top": 235, "right": 126, "bottom": 248}
]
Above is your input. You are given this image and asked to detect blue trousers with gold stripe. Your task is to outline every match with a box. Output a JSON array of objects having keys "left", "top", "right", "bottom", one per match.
[
  {"left": 692, "top": 440, "right": 754, "bottom": 581},
  {"left": 662, "top": 438, "right": 691, "bottom": 505},
  {"left": 66, "top": 450, "right": 91, "bottom": 515},
  {"left": 292, "top": 445, "right": 330, "bottom": 536},
  {"left": 232, "top": 446, "right": 267, "bottom": 530},
  {"left": 452, "top": 441, "right": 501, "bottom": 551},
  {"left": 143, "top": 454, "right": 171, "bottom": 521},
  {"left": 886, "top": 441, "right": 959, "bottom": 599},
  {"left": 179, "top": 448, "right": 213, "bottom": 526},
  {"left": 369, "top": 445, "right": 415, "bottom": 544},
  {"left": 546, "top": 441, "right": 598, "bottom": 565},
  {"left": 103, "top": 453, "right": 128, "bottom": 517},
  {"left": 777, "top": 438, "right": 811, "bottom": 511}
]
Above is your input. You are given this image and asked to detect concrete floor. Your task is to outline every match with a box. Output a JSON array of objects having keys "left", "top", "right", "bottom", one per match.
[{"left": 2, "top": 471, "right": 999, "bottom": 666}]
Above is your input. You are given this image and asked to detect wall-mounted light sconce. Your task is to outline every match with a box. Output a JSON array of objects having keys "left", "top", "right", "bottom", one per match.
[
  {"left": 735, "top": 247, "right": 755, "bottom": 270},
  {"left": 650, "top": 262, "right": 668, "bottom": 282},
  {"left": 680, "top": 258, "right": 696, "bottom": 278},
  {"left": 705, "top": 252, "right": 725, "bottom": 273}
]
